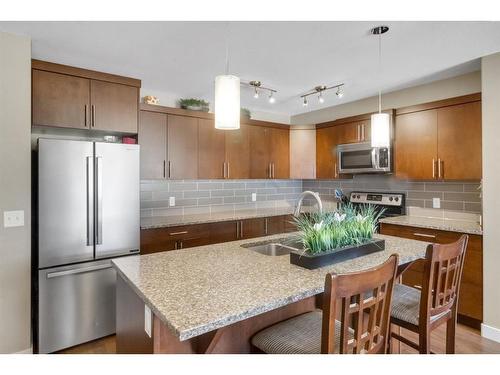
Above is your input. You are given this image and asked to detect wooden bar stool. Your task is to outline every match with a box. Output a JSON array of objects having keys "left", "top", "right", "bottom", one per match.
[
  {"left": 390, "top": 235, "right": 468, "bottom": 354},
  {"left": 251, "top": 254, "right": 399, "bottom": 354}
]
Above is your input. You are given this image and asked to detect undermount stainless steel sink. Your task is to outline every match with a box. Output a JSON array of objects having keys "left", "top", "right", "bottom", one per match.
[{"left": 242, "top": 238, "right": 304, "bottom": 256}]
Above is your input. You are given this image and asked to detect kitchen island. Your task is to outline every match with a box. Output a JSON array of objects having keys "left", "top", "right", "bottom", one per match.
[{"left": 112, "top": 232, "right": 429, "bottom": 354}]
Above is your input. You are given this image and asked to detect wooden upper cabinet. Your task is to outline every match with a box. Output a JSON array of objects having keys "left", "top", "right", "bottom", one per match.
[
  {"left": 90, "top": 80, "right": 139, "bottom": 133},
  {"left": 338, "top": 121, "right": 363, "bottom": 144},
  {"left": 167, "top": 115, "right": 198, "bottom": 179},
  {"left": 138, "top": 111, "right": 167, "bottom": 179},
  {"left": 269, "top": 127, "right": 290, "bottom": 179},
  {"left": 395, "top": 110, "right": 438, "bottom": 180},
  {"left": 225, "top": 124, "right": 250, "bottom": 179},
  {"left": 32, "top": 70, "right": 90, "bottom": 129},
  {"left": 437, "top": 102, "right": 482, "bottom": 180},
  {"left": 32, "top": 60, "right": 141, "bottom": 133},
  {"left": 198, "top": 118, "right": 226, "bottom": 179},
  {"left": 249, "top": 126, "right": 271, "bottom": 179},
  {"left": 316, "top": 126, "right": 336, "bottom": 179}
]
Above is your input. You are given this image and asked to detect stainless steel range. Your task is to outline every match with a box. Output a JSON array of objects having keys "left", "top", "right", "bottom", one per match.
[{"left": 349, "top": 191, "right": 406, "bottom": 219}]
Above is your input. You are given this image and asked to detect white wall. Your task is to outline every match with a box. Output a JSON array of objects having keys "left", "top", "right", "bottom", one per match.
[
  {"left": 140, "top": 87, "right": 291, "bottom": 124},
  {"left": 0, "top": 32, "right": 32, "bottom": 353},
  {"left": 481, "top": 53, "right": 500, "bottom": 343},
  {"left": 291, "top": 71, "right": 481, "bottom": 125}
]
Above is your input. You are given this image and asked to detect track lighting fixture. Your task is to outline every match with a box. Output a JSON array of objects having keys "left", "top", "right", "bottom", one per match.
[
  {"left": 300, "top": 83, "right": 344, "bottom": 107},
  {"left": 336, "top": 86, "right": 344, "bottom": 98},
  {"left": 247, "top": 80, "right": 277, "bottom": 104}
]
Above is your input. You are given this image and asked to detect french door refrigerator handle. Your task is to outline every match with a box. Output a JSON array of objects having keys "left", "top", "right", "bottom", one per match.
[
  {"left": 95, "top": 156, "right": 103, "bottom": 245},
  {"left": 46, "top": 264, "right": 112, "bottom": 279},
  {"left": 86, "top": 156, "right": 94, "bottom": 246}
]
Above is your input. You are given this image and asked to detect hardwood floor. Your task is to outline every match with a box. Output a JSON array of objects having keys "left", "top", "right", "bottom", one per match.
[
  {"left": 57, "top": 324, "right": 500, "bottom": 354},
  {"left": 56, "top": 335, "right": 116, "bottom": 354}
]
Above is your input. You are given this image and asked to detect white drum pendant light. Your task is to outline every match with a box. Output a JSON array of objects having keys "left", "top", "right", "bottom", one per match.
[
  {"left": 215, "top": 25, "right": 240, "bottom": 130},
  {"left": 371, "top": 26, "right": 390, "bottom": 148}
]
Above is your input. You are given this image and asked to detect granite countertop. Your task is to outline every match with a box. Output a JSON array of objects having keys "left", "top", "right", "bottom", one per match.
[
  {"left": 140, "top": 206, "right": 331, "bottom": 229},
  {"left": 379, "top": 215, "right": 483, "bottom": 235},
  {"left": 112, "top": 232, "right": 428, "bottom": 341}
]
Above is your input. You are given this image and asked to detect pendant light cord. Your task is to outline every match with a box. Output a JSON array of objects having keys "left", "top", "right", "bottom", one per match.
[
  {"left": 225, "top": 22, "right": 230, "bottom": 75},
  {"left": 378, "top": 32, "right": 382, "bottom": 114}
]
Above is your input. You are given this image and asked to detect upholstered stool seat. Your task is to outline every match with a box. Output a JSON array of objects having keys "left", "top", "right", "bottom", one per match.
[{"left": 252, "top": 310, "right": 352, "bottom": 354}]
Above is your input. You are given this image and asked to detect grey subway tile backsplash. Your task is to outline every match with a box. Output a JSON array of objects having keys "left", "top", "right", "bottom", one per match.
[{"left": 140, "top": 176, "right": 482, "bottom": 217}]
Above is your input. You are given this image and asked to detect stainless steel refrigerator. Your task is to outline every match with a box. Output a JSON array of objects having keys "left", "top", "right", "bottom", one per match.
[{"left": 36, "top": 138, "right": 140, "bottom": 353}]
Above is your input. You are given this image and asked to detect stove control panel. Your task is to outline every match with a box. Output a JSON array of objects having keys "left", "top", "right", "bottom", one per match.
[{"left": 349, "top": 192, "right": 405, "bottom": 207}]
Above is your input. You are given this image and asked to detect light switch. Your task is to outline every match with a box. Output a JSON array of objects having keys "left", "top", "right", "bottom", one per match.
[
  {"left": 251, "top": 193, "right": 257, "bottom": 202},
  {"left": 144, "top": 304, "right": 152, "bottom": 338},
  {"left": 432, "top": 197, "right": 441, "bottom": 209},
  {"left": 3, "top": 210, "right": 24, "bottom": 228},
  {"left": 169, "top": 196, "right": 176, "bottom": 207}
]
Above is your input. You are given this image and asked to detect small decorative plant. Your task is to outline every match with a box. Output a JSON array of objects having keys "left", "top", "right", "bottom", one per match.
[
  {"left": 241, "top": 108, "right": 251, "bottom": 119},
  {"left": 179, "top": 98, "right": 209, "bottom": 111},
  {"left": 293, "top": 203, "right": 384, "bottom": 255}
]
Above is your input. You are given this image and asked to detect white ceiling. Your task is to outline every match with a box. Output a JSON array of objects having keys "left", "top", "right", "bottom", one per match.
[{"left": 1, "top": 21, "right": 500, "bottom": 118}]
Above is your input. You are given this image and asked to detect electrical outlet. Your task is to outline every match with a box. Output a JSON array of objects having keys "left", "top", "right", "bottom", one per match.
[
  {"left": 251, "top": 193, "right": 257, "bottom": 202},
  {"left": 432, "top": 197, "right": 441, "bottom": 209},
  {"left": 3, "top": 210, "right": 24, "bottom": 228},
  {"left": 169, "top": 196, "right": 176, "bottom": 207},
  {"left": 144, "top": 304, "right": 152, "bottom": 338}
]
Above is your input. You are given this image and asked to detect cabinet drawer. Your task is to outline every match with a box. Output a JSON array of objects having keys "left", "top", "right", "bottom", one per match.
[{"left": 141, "top": 224, "right": 210, "bottom": 254}]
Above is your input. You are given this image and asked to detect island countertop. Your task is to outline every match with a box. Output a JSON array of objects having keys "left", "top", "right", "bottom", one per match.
[
  {"left": 112, "top": 233, "right": 429, "bottom": 342},
  {"left": 379, "top": 215, "right": 483, "bottom": 235}
]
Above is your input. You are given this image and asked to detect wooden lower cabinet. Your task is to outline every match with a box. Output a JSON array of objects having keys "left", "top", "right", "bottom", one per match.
[
  {"left": 379, "top": 223, "right": 483, "bottom": 328},
  {"left": 141, "top": 215, "right": 295, "bottom": 255}
]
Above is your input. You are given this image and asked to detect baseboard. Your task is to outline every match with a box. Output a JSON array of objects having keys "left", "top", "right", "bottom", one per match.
[
  {"left": 481, "top": 323, "right": 500, "bottom": 343},
  {"left": 15, "top": 347, "right": 33, "bottom": 354}
]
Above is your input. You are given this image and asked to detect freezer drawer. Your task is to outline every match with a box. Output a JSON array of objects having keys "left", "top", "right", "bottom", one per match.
[{"left": 38, "top": 259, "right": 116, "bottom": 353}]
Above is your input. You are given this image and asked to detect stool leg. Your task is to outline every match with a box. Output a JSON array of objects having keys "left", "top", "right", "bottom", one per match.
[
  {"left": 419, "top": 328, "right": 430, "bottom": 354},
  {"left": 446, "top": 317, "right": 456, "bottom": 354}
]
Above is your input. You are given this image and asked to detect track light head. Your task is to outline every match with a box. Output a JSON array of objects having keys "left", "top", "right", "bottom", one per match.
[
  {"left": 268, "top": 92, "right": 275, "bottom": 104},
  {"left": 303, "top": 97, "right": 308, "bottom": 107},
  {"left": 253, "top": 88, "right": 259, "bottom": 99}
]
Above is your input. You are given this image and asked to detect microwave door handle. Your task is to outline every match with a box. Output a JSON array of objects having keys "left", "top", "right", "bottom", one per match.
[{"left": 371, "top": 148, "right": 378, "bottom": 169}]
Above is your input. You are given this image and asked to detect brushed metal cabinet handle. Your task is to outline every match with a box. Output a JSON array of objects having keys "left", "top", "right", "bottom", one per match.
[
  {"left": 438, "top": 158, "right": 442, "bottom": 179},
  {"left": 91, "top": 105, "right": 96, "bottom": 127},
  {"left": 236, "top": 221, "right": 240, "bottom": 238},
  {"left": 265, "top": 218, "right": 268, "bottom": 235},
  {"left": 413, "top": 232, "right": 436, "bottom": 239},
  {"left": 432, "top": 158, "right": 436, "bottom": 179},
  {"left": 169, "top": 231, "right": 188, "bottom": 236},
  {"left": 240, "top": 220, "right": 244, "bottom": 238},
  {"left": 168, "top": 161, "right": 171, "bottom": 179},
  {"left": 84, "top": 104, "right": 88, "bottom": 127},
  {"left": 227, "top": 162, "right": 230, "bottom": 179},
  {"left": 163, "top": 160, "right": 166, "bottom": 179},
  {"left": 334, "top": 162, "right": 338, "bottom": 178},
  {"left": 362, "top": 124, "right": 365, "bottom": 141}
]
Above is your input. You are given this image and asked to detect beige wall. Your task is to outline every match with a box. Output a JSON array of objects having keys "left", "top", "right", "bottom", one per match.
[
  {"left": 291, "top": 71, "right": 481, "bottom": 125},
  {"left": 481, "top": 53, "right": 500, "bottom": 342},
  {"left": 0, "top": 32, "right": 32, "bottom": 353},
  {"left": 289, "top": 125, "right": 316, "bottom": 179}
]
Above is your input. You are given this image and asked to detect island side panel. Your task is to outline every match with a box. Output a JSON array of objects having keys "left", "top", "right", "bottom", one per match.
[
  {"left": 116, "top": 274, "right": 154, "bottom": 354},
  {"left": 153, "top": 295, "right": 318, "bottom": 354}
]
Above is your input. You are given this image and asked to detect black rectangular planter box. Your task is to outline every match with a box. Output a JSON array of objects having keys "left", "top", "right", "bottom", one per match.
[{"left": 290, "top": 239, "right": 385, "bottom": 270}]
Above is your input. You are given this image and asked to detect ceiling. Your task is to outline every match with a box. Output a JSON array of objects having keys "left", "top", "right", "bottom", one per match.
[{"left": 1, "top": 21, "right": 499, "bottom": 118}]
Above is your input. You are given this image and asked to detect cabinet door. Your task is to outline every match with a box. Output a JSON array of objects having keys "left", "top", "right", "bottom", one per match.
[
  {"left": 198, "top": 118, "right": 226, "bottom": 179},
  {"left": 225, "top": 124, "right": 250, "bottom": 179},
  {"left": 167, "top": 115, "right": 198, "bottom": 179},
  {"left": 394, "top": 110, "right": 438, "bottom": 179},
  {"left": 90, "top": 80, "right": 138, "bottom": 133},
  {"left": 138, "top": 111, "right": 167, "bottom": 179},
  {"left": 437, "top": 102, "right": 482, "bottom": 180},
  {"left": 360, "top": 120, "right": 371, "bottom": 142},
  {"left": 32, "top": 70, "right": 90, "bottom": 129},
  {"left": 337, "top": 122, "right": 362, "bottom": 144},
  {"left": 208, "top": 221, "right": 239, "bottom": 243},
  {"left": 240, "top": 218, "right": 267, "bottom": 239},
  {"left": 269, "top": 128, "right": 290, "bottom": 179},
  {"left": 265, "top": 216, "right": 285, "bottom": 235},
  {"left": 249, "top": 126, "right": 271, "bottom": 179},
  {"left": 316, "top": 127, "right": 336, "bottom": 179}
]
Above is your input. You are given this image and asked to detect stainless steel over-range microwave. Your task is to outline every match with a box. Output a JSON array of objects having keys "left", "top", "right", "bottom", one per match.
[{"left": 337, "top": 142, "right": 391, "bottom": 174}]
